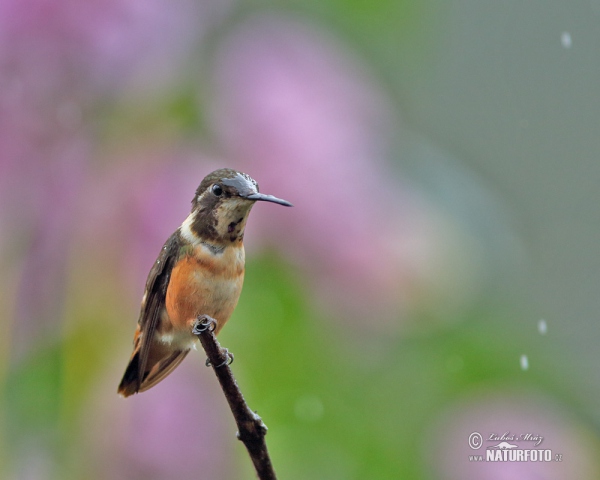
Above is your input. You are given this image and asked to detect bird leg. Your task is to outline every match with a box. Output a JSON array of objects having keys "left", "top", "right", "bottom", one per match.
[
  {"left": 192, "top": 314, "right": 217, "bottom": 334},
  {"left": 193, "top": 315, "right": 234, "bottom": 368},
  {"left": 206, "top": 349, "right": 235, "bottom": 368}
]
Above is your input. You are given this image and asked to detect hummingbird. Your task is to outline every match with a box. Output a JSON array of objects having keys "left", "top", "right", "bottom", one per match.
[{"left": 118, "top": 168, "right": 292, "bottom": 397}]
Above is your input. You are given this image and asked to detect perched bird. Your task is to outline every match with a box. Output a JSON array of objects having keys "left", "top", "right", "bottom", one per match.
[{"left": 118, "top": 168, "right": 292, "bottom": 397}]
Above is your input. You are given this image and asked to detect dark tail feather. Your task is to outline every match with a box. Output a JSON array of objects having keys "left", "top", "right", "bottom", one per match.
[{"left": 118, "top": 350, "right": 142, "bottom": 397}]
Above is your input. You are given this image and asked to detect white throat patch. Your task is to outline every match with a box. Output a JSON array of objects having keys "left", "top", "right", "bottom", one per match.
[{"left": 179, "top": 212, "right": 202, "bottom": 246}]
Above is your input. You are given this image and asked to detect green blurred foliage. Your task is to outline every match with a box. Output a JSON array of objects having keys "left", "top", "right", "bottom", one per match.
[
  {"left": 218, "top": 255, "right": 579, "bottom": 479},
  {"left": 5, "top": 346, "right": 63, "bottom": 435}
]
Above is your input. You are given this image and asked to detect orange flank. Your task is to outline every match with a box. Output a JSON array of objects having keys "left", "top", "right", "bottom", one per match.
[{"left": 166, "top": 244, "right": 245, "bottom": 335}]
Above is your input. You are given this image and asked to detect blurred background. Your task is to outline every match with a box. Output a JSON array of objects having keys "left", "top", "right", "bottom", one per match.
[{"left": 1, "top": 0, "right": 600, "bottom": 478}]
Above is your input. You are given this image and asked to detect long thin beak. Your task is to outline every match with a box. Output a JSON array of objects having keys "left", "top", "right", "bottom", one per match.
[{"left": 246, "top": 192, "right": 293, "bottom": 207}]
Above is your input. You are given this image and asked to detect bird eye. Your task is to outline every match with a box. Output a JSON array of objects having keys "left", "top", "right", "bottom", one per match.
[{"left": 212, "top": 184, "right": 223, "bottom": 196}]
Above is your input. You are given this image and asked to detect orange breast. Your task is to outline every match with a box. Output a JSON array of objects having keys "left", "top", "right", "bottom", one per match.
[{"left": 166, "top": 244, "right": 245, "bottom": 335}]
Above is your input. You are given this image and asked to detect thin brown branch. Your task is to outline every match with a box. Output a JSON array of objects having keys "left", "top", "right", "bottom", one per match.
[{"left": 192, "top": 315, "right": 277, "bottom": 480}]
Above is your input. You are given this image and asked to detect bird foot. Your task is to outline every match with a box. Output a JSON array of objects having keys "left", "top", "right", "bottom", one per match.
[
  {"left": 192, "top": 315, "right": 217, "bottom": 335},
  {"left": 206, "top": 348, "right": 234, "bottom": 368}
]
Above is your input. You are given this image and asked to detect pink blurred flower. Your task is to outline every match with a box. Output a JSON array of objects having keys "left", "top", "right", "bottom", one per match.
[
  {"left": 0, "top": 0, "right": 228, "bottom": 96},
  {"left": 0, "top": 34, "right": 90, "bottom": 360},
  {"left": 211, "top": 15, "right": 439, "bottom": 328},
  {"left": 426, "top": 389, "right": 600, "bottom": 479},
  {"left": 11, "top": 139, "right": 88, "bottom": 360}
]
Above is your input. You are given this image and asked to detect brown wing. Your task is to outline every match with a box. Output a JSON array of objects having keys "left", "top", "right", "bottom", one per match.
[{"left": 118, "top": 231, "right": 185, "bottom": 397}]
